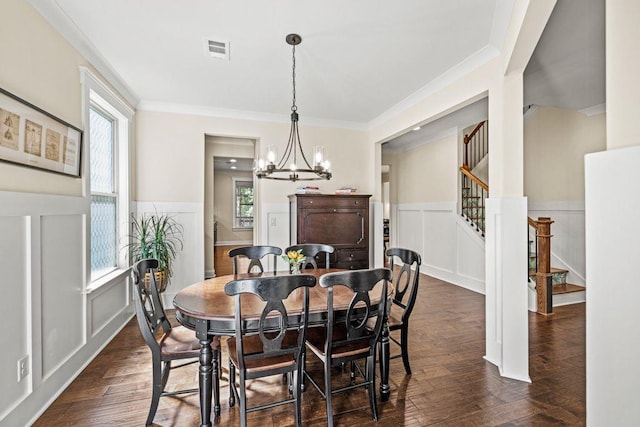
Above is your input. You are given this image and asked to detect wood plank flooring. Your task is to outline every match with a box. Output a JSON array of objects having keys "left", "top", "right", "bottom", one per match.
[{"left": 34, "top": 274, "right": 585, "bottom": 426}]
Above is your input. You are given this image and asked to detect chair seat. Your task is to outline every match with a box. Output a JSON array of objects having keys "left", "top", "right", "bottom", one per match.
[
  {"left": 160, "top": 325, "right": 220, "bottom": 357},
  {"left": 228, "top": 331, "right": 299, "bottom": 374},
  {"left": 365, "top": 308, "right": 403, "bottom": 331},
  {"left": 306, "top": 323, "right": 372, "bottom": 360}
]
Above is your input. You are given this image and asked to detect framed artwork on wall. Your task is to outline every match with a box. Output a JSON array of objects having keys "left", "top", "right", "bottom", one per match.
[{"left": 0, "top": 87, "right": 82, "bottom": 177}]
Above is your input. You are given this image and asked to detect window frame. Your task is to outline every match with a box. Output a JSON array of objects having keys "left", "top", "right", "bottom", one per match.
[
  {"left": 232, "top": 177, "right": 254, "bottom": 231},
  {"left": 81, "top": 67, "right": 133, "bottom": 292}
]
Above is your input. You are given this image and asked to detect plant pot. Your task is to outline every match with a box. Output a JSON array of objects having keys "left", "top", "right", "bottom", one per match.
[{"left": 142, "top": 270, "right": 168, "bottom": 293}]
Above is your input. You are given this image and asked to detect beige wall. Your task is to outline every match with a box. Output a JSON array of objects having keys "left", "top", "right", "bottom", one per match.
[
  {"left": 136, "top": 110, "right": 371, "bottom": 205},
  {"left": 214, "top": 170, "right": 253, "bottom": 242},
  {"left": 524, "top": 107, "right": 606, "bottom": 201},
  {"left": 386, "top": 133, "right": 457, "bottom": 204},
  {"left": 0, "top": 0, "right": 88, "bottom": 195}
]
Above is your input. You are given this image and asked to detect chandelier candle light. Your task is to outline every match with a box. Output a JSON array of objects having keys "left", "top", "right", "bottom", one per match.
[{"left": 254, "top": 34, "right": 332, "bottom": 182}]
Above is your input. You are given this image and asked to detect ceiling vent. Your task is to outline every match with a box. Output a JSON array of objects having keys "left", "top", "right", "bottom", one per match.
[{"left": 206, "top": 39, "right": 230, "bottom": 60}]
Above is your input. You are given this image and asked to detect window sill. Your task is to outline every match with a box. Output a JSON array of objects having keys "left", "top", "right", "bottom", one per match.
[
  {"left": 86, "top": 268, "right": 130, "bottom": 294},
  {"left": 232, "top": 227, "right": 253, "bottom": 232}
]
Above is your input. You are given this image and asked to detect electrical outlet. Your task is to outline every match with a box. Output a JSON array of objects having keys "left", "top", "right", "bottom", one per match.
[
  {"left": 270, "top": 217, "right": 277, "bottom": 227},
  {"left": 17, "top": 356, "right": 29, "bottom": 382}
]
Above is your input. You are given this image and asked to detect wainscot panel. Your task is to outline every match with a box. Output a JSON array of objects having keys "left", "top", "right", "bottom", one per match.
[
  {"left": 40, "top": 214, "right": 84, "bottom": 381},
  {"left": 396, "top": 203, "right": 485, "bottom": 294}
]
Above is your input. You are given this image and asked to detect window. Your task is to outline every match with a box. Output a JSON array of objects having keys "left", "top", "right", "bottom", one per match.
[
  {"left": 233, "top": 178, "right": 254, "bottom": 229},
  {"left": 90, "top": 106, "right": 117, "bottom": 279},
  {"left": 82, "top": 67, "right": 132, "bottom": 285}
]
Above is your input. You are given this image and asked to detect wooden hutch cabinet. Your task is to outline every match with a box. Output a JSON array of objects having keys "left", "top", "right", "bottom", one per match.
[{"left": 289, "top": 194, "right": 371, "bottom": 270}]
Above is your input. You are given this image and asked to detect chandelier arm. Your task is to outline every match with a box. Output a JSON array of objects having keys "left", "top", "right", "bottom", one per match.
[
  {"left": 277, "top": 122, "right": 296, "bottom": 169},
  {"left": 295, "top": 123, "right": 313, "bottom": 169}
]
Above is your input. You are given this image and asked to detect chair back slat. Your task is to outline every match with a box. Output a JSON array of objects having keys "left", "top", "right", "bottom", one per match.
[
  {"left": 228, "top": 245, "right": 282, "bottom": 274},
  {"left": 131, "top": 258, "right": 171, "bottom": 353},
  {"left": 225, "top": 274, "right": 316, "bottom": 372},
  {"left": 319, "top": 268, "right": 392, "bottom": 357},
  {"left": 285, "top": 243, "right": 335, "bottom": 270},
  {"left": 386, "top": 248, "right": 422, "bottom": 323}
]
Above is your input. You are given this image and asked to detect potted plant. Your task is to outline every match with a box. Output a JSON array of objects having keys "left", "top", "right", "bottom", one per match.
[{"left": 125, "top": 212, "right": 184, "bottom": 293}]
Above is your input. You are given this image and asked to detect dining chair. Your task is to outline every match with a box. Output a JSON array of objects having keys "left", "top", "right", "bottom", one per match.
[
  {"left": 131, "top": 258, "right": 221, "bottom": 425},
  {"left": 228, "top": 245, "right": 282, "bottom": 274},
  {"left": 304, "top": 268, "right": 392, "bottom": 427},
  {"left": 284, "top": 243, "right": 335, "bottom": 270},
  {"left": 385, "top": 247, "right": 422, "bottom": 375},
  {"left": 225, "top": 274, "right": 316, "bottom": 427}
]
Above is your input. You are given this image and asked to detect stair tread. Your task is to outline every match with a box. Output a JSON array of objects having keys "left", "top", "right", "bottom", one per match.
[
  {"left": 550, "top": 267, "right": 568, "bottom": 274},
  {"left": 552, "top": 283, "right": 585, "bottom": 295}
]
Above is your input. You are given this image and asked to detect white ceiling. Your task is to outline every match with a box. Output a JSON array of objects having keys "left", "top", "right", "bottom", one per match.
[
  {"left": 31, "top": 0, "right": 604, "bottom": 154},
  {"left": 214, "top": 156, "right": 254, "bottom": 173},
  {"left": 32, "top": 0, "right": 510, "bottom": 126}
]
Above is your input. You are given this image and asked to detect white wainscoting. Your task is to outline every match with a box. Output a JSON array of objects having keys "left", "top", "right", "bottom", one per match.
[
  {"left": 134, "top": 202, "right": 204, "bottom": 308},
  {"left": 528, "top": 200, "right": 585, "bottom": 285},
  {"left": 395, "top": 203, "right": 485, "bottom": 294},
  {"left": 0, "top": 191, "right": 133, "bottom": 427}
]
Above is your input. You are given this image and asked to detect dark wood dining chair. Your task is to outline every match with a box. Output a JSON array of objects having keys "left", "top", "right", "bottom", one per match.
[
  {"left": 285, "top": 243, "right": 335, "bottom": 270},
  {"left": 228, "top": 245, "right": 282, "bottom": 274},
  {"left": 304, "top": 268, "right": 392, "bottom": 427},
  {"left": 385, "top": 247, "right": 422, "bottom": 375},
  {"left": 225, "top": 274, "right": 316, "bottom": 427},
  {"left": 131, "top": 258, "right": 221, "bottom": 425}
]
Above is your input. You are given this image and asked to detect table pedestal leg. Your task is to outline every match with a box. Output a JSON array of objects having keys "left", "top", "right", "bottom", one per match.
[
  {"left": 196, "top": 319, "right": 212, "bottom": 427},
  {"left": 379, "top": 321, "right": 391, "bottom": 401},
  {"left": 213, "top": 344, "right": 220, "bottom": 416}
]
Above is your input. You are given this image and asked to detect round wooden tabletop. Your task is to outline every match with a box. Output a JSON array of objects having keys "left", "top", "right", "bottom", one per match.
[{"left": 173, "top": 269, "right": 391, "bottom": 335}]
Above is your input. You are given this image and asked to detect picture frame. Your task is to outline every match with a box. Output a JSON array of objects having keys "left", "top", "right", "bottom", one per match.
[{"left": 0, "top": 87, "right": 82, "bottom": 177}]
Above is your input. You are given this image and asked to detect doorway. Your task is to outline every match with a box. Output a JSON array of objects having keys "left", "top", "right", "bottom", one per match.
[{"left": 204, "top": 136, "right": 255, "bottom": 277}]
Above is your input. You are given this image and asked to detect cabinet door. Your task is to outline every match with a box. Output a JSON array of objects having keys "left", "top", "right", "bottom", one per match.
[{"left": 299, "top": 209, "right": 367, "bottom": 247}]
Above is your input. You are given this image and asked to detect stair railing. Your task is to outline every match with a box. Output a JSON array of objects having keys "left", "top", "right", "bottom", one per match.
[
  {"left": 460, "top": 120, "right": 489, "bottom": 234},
  {"left": 463, "top": 120, "right": 488, "bottom": 170},
  {"left": 460, "top": 167, "right": 488, "bottom": 234},
  {"left": 528, "top": 216, "right": 554, "bottom": 315}
]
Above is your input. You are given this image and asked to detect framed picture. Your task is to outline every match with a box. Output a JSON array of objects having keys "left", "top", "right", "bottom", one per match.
[{"left": 0, "top": 87, "right": 82, "bottom": 177}]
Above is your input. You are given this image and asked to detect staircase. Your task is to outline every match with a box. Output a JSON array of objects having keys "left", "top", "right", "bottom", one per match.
[
  {"left": 528, "top": 217, "right": 586, "bottom": 315},
  {"left": 460, "top": 120, "right": 585, "bottom": 315},
  {"left": 460, "top": 121, "right": 488, "bottom": 235}
]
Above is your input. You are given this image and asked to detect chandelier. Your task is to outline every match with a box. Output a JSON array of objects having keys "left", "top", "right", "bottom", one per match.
[{"left": 254, "top": 34, "right": 332, "bottom": 182}]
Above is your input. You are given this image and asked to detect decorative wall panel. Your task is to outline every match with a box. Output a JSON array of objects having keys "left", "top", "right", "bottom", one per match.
[
  {"left": 0, "top": 216, "right": 30, "bottom": 419},
  {"left": 40, "top": 214, "right": 84, "bottom": 379}
]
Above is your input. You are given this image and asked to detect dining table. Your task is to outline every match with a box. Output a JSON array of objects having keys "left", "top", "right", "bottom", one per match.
[{"left": 173, "top": 268, "right": 394, "bottom": 427}]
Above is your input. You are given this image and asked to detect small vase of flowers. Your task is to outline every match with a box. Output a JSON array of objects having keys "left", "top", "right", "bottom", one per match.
[{"left": 283, "top": 249, "right": 306, "bottom": 274}]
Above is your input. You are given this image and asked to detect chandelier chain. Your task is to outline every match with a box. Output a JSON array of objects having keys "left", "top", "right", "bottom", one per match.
[{"left": 291, "top": 44, "right": 297, "bottom": 112}]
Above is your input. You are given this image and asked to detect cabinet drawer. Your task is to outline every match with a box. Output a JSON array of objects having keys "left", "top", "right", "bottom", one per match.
[
  {"left": 335, "top": 260, "right": 369, "bottom": 270},
  {"left": 300, "top": 196, "right": 368, "bottom": 209},
  {"left": 336, "top": 249, "right": 368, "bottom": 262}
]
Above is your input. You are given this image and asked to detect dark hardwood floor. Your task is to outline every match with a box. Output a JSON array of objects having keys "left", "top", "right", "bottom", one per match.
[{"left": 34, "top": 274, "right": 585, "bottom": 426}]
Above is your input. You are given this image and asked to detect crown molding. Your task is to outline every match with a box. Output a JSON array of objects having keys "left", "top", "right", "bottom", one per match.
[
  {"left": 136, "top": 100, "right": 368, "bottom": 131},
  {"left": 27, "top": 0, "right": 139, "bottom": 107},
  {"left": 369, "top": 45, "right": 499, "bottom": 130}
]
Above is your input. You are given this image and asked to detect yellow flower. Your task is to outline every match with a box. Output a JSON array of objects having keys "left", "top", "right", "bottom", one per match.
[{"left": 287, "top": 251, "right": 299, "bottom": 259}]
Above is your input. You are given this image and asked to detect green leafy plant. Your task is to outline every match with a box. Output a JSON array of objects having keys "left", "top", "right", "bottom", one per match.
[{"left": 125, "top": 212, "right": 184, "bottom": 290}]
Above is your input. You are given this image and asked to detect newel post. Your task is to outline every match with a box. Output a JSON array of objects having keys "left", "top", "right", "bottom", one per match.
[{"left": 535, "top": 217, "right": 554, "bottom": 315}]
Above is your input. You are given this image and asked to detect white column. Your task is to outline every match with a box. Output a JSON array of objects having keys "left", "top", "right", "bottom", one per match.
[{"left": 485, "top": 68, "right": 529, "bottom": 382}]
